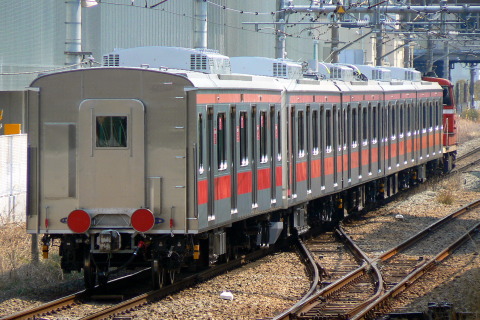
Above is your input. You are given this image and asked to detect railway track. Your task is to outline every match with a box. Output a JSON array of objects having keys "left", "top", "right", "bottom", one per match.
[
  {"left": 3, "top": 241, "right": 315, "bottom": 320},
  {"left": 276, "top": 199, "right": 480, "bottom": 320},
  {"left": 453, "top": 146, "right": 480, "bottom": 172},
  {"left": 275, "top": 229, "right": 381, "bottom": 320}
]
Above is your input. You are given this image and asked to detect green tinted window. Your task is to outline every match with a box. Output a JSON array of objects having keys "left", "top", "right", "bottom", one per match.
[{"left": 96, "top": 116, "right": 127, "bottom": 147}]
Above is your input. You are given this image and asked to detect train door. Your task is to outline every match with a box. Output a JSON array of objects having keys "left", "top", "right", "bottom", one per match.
[
  {"left": 206, "top": 107, "right": 215, "bottom": 219},
  {"left": 387, "top": 102, "right": 393, "bottom": 172},
  {"left": 419, "top": 100, "right": 426, "bottom": 161},
  {"left": 334, "top": 105, "right": 341, "bottom": 189},
  {"left": 310, "top": 105, "right": 321, "bottom": 198},
  {"left": 295, "top": 105, "right": 308, "bottom": 202},
  {"left": 428, "top": 101, "right": 433, "bottom": 157},
  {"left": 405, "top": 102, "right": 413, "bottom": 166},
  {"left": 395, "top": 102, "right": 401, "bottom": 169},
  {"left": 349, "top": 103, "right": 360, "bottom": 186},
  {"left": 236, "top": 105, "right": 253, "bottom": 217},
  {"left": 209, "top": 105, "right": 232, "bottom": 222},
  {"left": 367, "top": 103, "right": 373, "bottom": 176},
  {"left": 78, "top": 99, "right": 145, "bottom": 209},
  {"left": 251, "top": 106, "right": 258, "bottom": 208},
  {"left": 270, "top": 105, "right": 280, "bottom": 205},
  {"left": 306, "top": 106, "right": 312, "bottom": 195},
  {"left": 288, "top": 106, "right": 296, "bottom": 200},
  {"left": 323, "top": 105, "right": 334, "bottom": 193},
  {"left": 399, "top": 103, "right": 406, "bottom": 167},
  {"left": 342, "top": 104, "right": 348, "bottom": 189},
  {"left": 230, "top": 106, "right": 237, "bottom": 214},
  {"left": 255, "top": 105, "right": 273, "bottom": 211},
  {"left": 378, "top": 102, "right": 385, "bottom": 176},
  {"left": 196, "top": 110, "right": 208, "bottom": 221}
]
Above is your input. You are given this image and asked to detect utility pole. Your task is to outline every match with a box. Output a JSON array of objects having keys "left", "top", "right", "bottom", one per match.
[
  {"left": 441, "top": 8, "right": 450, "bottom": 79},
  {"left": 374, "top": 1, "right": 383, "bottom": 66},
  {"left": 403, "top": 0, "right": 412, "bottom": 68},
  {"left": 331, "top": 20, "right": 340, "bottom": 63},
  {"left": 275, "top": 0, "right": 287, "bottom": 59},
  {"left": 426, "top": 22, "right": 434, "bottom": 74},
  {"left": 470, "top": 64, "right": 477, "bottom": 108}
]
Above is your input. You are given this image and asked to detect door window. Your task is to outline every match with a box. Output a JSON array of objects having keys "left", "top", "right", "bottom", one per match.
[{"left": 96, "top": 116, "right": 127, "bottom": 148}]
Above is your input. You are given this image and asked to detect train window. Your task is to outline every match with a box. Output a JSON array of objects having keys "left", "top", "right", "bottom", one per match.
[
  {"left": 407, "top": 104, "right": 411, "bottom": 133},
  {"left": 372, "top": 106, "right": 377, "bottom": 143},
  {"left": 240, "top": 112, "right": 248, "bottom": 166},
  {"left": 277, "top": 111, "right": 281, "bottom": 161},
  {"left": 362, "top": 107, "right": 368, "bottom": 145},
  {"left": 428, "top": 102, "right": 434, "bottom": 129},
  {"left": 326, "top": 109, "right": 332, "bottom": 152},
  {"left": 422, "top": 103, "right": 427, "bottom": 130},
  {"left": 198, "top": 114, "right": 204, "bottom": 174},
  {"left": 336, "top": 108, "right": 341, "bottom": 149},
  {"left": 343, "top": 109, "right": 347, "bottom": 147},
  {"left": 352, "top": 107, "right": 358, "bottom": 147},
  {"left": 260, "top": 111, "right": 268, "bottom": 163},
  {"left": 400, "top": 104, "right": 404, "bottom": 137},
  {"left": 217, "top": 113, "right": 227, "bottom": 170},
  {"left": 436, "top": 101, "right": 441, "bottom": 127},
  {"left": 298, "top": 111, "right": 305, "bottom": 158},
  {"left": 390, "top": 104, "right": 396, "bottom": 139},
  {"left": 312, "top": 110, "right": 319, "bottom": 155},
  {"left": 96, "top": 116, "right": 127, "bottom": 148},
  {"left": 442, "top": 86, "right": 452, "bottom": 106}
]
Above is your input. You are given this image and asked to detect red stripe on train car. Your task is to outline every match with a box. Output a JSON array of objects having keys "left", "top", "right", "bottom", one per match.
[
  {"left": 197, "top": 93, "right": 281, "bottom": 104},
  {"left": 399, "top": 141, "right": 405, "bottom": 155},
  {"left": 214, "top": 175, "right": 231, "bottom": 201},
  {"left": 362, "top": 149, "right": 369, "bottom": 166},
  {"left": 238, "top": 171, "right": 253, "bottom": 195},
  {"left": 311, "top": 159, "right": 321, "bottom": 178},
  {"left": 342, "top": 154, "right": 348, "bottom": 171},
  {"left": 351, "top": 151, "right": 359, "bottom": 168},
  {"left": 386, "top": 93, "right": 401, "bottom": 100},
  {"left": 276, "top": 166, "right": 282, "bottom": 186},
  {"left": 243, "top": 94, "right": 281, "bottom": 103},
  {"left": 289, "top": 95, "right": 341, "bottom": 104},
  {"left": 296, "top": 161, "right": 307, "bottom": 182},
  {"left": 197, "top": 179, "right": 208, "bottom": 205},
  {"left": 325, "top": 157, "right": 334, "bottom": 175},
  {"left": 257, "top": 168, "right": 271, "bottom": 190},
  {"left": 391, "top": 143, "right": 398, "bottom": 158},
  {"left": 406, "top": 139, "right": 413, "bottom": 153},
  {"left": 370, "top": 147, "right": 379, "bottom": 163}
]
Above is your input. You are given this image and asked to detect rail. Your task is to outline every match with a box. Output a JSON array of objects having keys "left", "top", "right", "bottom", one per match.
[{"left": 279, "top": 198, "right": 480, "bottom": 319}]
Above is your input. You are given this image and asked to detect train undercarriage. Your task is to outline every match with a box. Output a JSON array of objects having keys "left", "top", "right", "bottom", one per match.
[{"left": 46, "top": 153, "right": 455, "bottom": 289}]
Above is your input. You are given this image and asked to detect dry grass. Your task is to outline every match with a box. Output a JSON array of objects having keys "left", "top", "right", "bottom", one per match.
[
  {"left": 0, "top": 223, "right": 81, "bottom": 296},
  {"left": 457, "top": 117, "right": 480, "bottom": 144}
]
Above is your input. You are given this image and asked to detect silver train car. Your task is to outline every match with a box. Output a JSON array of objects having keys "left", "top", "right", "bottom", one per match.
[{"left": 26, "top": 47, "right": 450, "bottom": 288}]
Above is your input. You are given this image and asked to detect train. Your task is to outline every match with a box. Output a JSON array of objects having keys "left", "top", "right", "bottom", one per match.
[{"left": 25, "top": 46, "right": 456, "bottom": 289}]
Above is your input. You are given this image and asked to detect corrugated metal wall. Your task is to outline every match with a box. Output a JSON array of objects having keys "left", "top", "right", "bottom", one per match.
[
  {"left": 0, "top": 0, "right": 378, "bottom": 91},
  {"left": 0, "top": 1, "right": 64, "bottom": 90}
]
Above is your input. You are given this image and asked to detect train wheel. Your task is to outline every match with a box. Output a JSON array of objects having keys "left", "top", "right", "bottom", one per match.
[
  {"left": 152, "top": 260, "right": 166, "bottom": 289},
  {"left": 84, "top": 253, "right": 96, "bottom": 290},
  {"left": 168, "top": 270, "right": 176, "bottom": 284}
]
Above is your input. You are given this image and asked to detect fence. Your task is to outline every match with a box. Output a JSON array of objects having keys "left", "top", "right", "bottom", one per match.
[{"left": 0, "top": 134, "right": 27, "bottom": 224}]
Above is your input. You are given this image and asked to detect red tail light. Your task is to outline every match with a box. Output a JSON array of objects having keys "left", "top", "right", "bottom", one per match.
[
  {"left": 131, "top": 209, "right": 155, "bottom": 232},
  {"left": 67, "top": 210, "right": 91, "bottom": 233}
]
